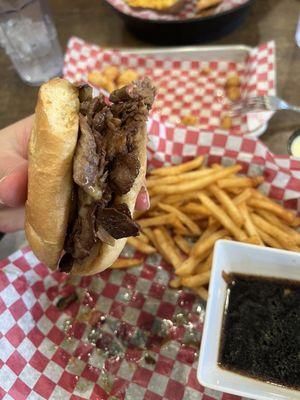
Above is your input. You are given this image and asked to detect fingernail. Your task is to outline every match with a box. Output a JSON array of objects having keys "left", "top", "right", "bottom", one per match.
[{"left": 142, "top": 186, "right": 150, "bottom": 210}]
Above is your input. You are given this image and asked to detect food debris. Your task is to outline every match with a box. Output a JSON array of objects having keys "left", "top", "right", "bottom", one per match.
[
  {"left": 225, "top": 73, "right": 241, "bottom": 88},
  {"left": 144, "top": 353, "right": 156, "bottom": 365},
  {"left": 226, "top": 86, "right": 241, "bottom": 101},
  {"left": 181, "top": 114, "right": 198, "bottom": 126},
  {"left": 225, "top": 73, "right": 241, "bottom": 101},
  {"left": 56, "top": 292, "right": 78, "bottom": 310},
  {"left": 201, "top": 66, "right": 211, "bottom": 75},
  {"left": 220, "top": 114, "right": 233, "bottom": 130}
]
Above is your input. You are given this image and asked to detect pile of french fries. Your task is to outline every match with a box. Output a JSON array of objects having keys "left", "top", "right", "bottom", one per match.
[{"left": 112, "top": 156, "right": 300, "bottom": 301}]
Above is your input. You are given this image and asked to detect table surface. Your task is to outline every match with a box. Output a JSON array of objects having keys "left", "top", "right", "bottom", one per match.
[{"left": 1, "top": 0, "right": 300, "bottom": 154}]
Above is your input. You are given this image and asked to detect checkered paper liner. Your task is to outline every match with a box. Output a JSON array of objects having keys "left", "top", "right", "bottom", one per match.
[
  {"left": 105, "top": 0, "right": 249, "bottom": 21},
  {"left": 63, "top": 37, "right": 276, "bottom": 136},
  {"left": 1, "top": 122, "right": 300, "bottom": 399}
]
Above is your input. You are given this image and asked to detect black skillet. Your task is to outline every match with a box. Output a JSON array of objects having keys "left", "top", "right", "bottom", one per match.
[{"left": 104, "top": 0, "right": 255, "bottom": 45}]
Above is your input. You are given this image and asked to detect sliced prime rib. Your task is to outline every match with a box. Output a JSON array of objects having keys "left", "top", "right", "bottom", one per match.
[{"left": 59, "top": 78, "right": 155, "bottom": 272}]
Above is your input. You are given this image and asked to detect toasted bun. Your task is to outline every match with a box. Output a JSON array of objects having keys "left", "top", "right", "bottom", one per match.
[
  {"left": 25, "top": 78, "right": 79, "bottom": 269},
  {"left": 26, "top": 78, "right": 148, "bottom": 275}
]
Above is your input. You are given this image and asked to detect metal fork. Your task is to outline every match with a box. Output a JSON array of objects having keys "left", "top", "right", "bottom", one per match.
[{"left": 230, "top": 95, "right": 300, "bottom": 116}]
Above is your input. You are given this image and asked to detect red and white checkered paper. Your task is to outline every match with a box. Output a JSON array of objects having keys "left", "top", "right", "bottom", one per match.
[
  {"left": 1, "top": 125, "right": 300, "bottom": 400},
  {"left": 63, "top": 37, "right": 275, "bottom": 136},
  {"left": 105, "top": 0, "right": 249, "bottom": 21}
]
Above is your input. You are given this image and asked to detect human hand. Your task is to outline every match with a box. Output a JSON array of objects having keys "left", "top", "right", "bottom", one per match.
[
  {"left": 0, "top": 116, "right": 149, "bottom": 233},
  {"left": 0, "top": 116, "right": 32, "bottom": 232}
]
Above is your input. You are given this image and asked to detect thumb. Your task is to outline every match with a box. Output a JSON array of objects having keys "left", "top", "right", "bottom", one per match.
[{"left": 0, "top": 162, "right": 28, "bottom": 207}]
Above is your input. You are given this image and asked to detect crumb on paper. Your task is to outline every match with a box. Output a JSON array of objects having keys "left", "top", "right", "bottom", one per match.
[
  {"left": 181, "top": 114, "right": 198, "bottom": 126},
  {"left": 201, "top": 66, "right": 211, "bottom": 75},
  {"left": 225, "top": 73, "right": 241, "bottom": 88},
  {"left": 224, "top": 73, "right": 241, "bottom": 101},
  {"left": 220, "top": 114, "right": 232, "bottom": 130},
  {"left": 226, "top": 86, "right": 241, "bottom": 102},
  {"left": 88, "top": 67, "right": 139, "bottom": 93}
]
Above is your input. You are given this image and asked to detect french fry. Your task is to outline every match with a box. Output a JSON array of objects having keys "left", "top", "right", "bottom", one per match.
[
  {"left": 218, "top": 176, "right": 264, "bottom": 189},
  {"left": 111, "top": 258, "right": 143, "bottom": 269},
  {"left": 153, "top": 228, "right": 183, "bottom": 269},
  {"left": 197, "top": 0, "right": 222, "bottom": 12},
  {"left": 150, "top": 231, "right": 172, "bottom": 263},
  {"left": 255, "top": 209, "right": 300, "bottom": 245},
  {"left": 290, "top": 217, "right": 300, "bottom": 227},
  {"left": 198, "top": 193, "right": 247, "bottom": 241},
  {"left": 251, "top": 214, "right": 297, "bottom": 250},
  {"left": 127, "top": 237, "right": 156, "bottom": 254},
  {"left": 239, "top": 202, "right": 263, "bottom": 244},
  {"left": 152, "top": 165, "right": 242, "bottom": 195},
  {"left": 138, "top": 214, "right": 175, "bottom": 228},
  {"left": 194, "top": 286, "right": 209, "bottom": 301},
  {"left": 209, "top": 184, "right": 244, "bottom": 227},
  {"left": 192, "top": 229, "right": 228, "bottom": 258},
  {"left": 174, "top": 235, "right": 191, "bottom": 255},
  {"left": 257, "top": 228, "right": 283, "bottom": 249},
  {"left": 180, "top": 203, "right": 211, "bottom": 216},
  {"left": 143, "top": 228, "right": 172, "bottom": 264},
  {"left": 248, "top": 198, "right": 295, "bottom": 224},
  {"left": 175, "top": 247, "right": 211, "bottom": 277},
  {"left": 200, "top": 220, "right": 221, "bottom": 240},
  {"left": 244, "top": 235, "right": 263, "bottom": 246},
  {"left": 142, "top": 228, "right": 156, "bottom": 246},
  {"left": 164, "top": 192, "right": 203, "bottom": 205},
  {"left": 175, "top": 256, "right": 199, "bottom": 277},
  {"left": 150, "top": 156, "right": 204, "bottom": 176},
  {"left": 232, "top": 188, "right": 252, "bottom": 205},
  {"left": 158, "top": 203, "right": 201, "bottom": 235},
  {"left": 169, "top": 277, "right": 182, "bottom": 289},
  {"left": 160, "top": 227, "right": 184, "bottom": 263},
  {"left": 181, "top": 270, "right": 211, "bottom": 288},
  {"left": 146, "top": 168, "right": 214, "bottom": 188},
  {"left": 172, "top": 218, "right": 187, "bottom": 231},
  {"left": 196, "top": 252, "right": 213, "bottom": 273},
  {"left": 138, "top": 232, "right": 150, "bottom": 244}
]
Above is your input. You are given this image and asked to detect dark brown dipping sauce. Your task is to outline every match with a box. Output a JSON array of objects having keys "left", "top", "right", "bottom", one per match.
[{"left": 219, "top": 273, "right": 300, "bottom": 390}]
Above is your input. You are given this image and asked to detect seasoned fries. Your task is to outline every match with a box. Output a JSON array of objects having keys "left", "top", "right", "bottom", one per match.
[{"left": 111, "top": 157, "right": 299, "bottom": 303}]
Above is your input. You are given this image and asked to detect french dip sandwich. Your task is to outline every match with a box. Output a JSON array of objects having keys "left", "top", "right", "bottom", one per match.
[{"left": 25, "top": 77, "right": 155, "bottom": 275}]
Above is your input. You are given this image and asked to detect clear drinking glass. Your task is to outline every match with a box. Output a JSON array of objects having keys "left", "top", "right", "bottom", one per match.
[{"left": 0, "top": 0, "right": 63, "bottom": 85}]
